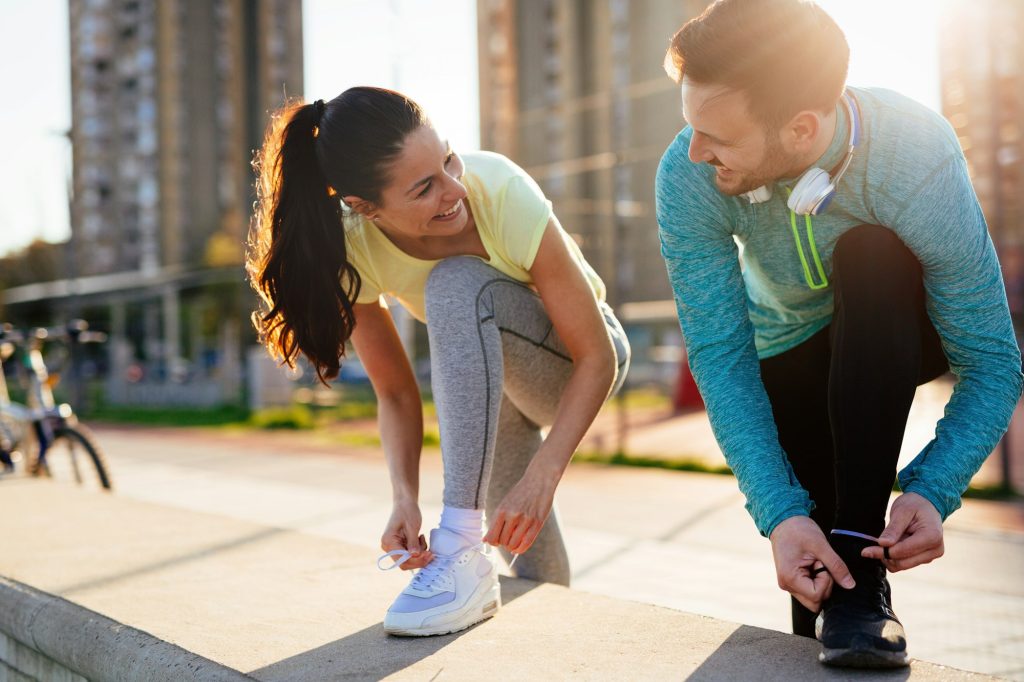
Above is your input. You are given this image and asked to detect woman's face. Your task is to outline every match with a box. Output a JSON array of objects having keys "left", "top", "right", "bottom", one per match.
[{"left": 350, "top": 124, "right": 469, "bottom": 241}]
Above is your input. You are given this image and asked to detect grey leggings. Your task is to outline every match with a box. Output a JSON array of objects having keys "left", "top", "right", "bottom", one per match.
[{"left": 424, "top": 256, "right": 630, "bottom": 585}]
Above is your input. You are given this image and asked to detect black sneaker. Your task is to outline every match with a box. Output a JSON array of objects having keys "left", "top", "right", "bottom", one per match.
[{"left": 817, "top": 533, "right": 910, "bottom": 669}]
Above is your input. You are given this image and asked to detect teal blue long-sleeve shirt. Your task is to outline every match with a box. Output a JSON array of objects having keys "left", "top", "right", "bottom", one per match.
[{"left": 655, "top": 86, "right": 1023, "bottom": 538}]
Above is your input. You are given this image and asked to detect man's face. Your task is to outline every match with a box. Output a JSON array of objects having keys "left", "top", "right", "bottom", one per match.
[{"left": 681, "top": 78, "right": 795, "bottom": 196}]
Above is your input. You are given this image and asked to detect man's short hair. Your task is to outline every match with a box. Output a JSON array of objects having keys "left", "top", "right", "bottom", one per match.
[{"left": 665, "top": 0, "right": 849, "bottom": 127}]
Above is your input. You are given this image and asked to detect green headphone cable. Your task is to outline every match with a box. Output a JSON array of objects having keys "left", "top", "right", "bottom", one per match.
[{"left": 785, "top": 187, "right": 829, "bottom": 290}]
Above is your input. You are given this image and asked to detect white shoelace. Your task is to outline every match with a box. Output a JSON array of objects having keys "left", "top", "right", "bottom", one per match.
[
  {"left": 377, "top": 543, "right": 486, "bottom": 591},
  {"left": 830, "top": 528, "right": 880, "bottom": 543}
]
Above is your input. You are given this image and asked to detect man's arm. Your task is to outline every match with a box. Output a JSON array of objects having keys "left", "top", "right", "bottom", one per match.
[
  {"left": 655, "top": 142, "right": 812, "bottom": 537},
  {"left": 883, "top": 152, "right": 1023, "bottom": 522},
  {"left": 657, "top": 138, "right": 857, "bottom": 608}
]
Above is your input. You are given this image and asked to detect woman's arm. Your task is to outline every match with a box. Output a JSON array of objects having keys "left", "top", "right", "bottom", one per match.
[
  {"left": 484, "top": 217, "right": 616, "bottom": 553},
  {"left": 525, "top": 218, "right": 617, "bottom": 478},
  {"left": 351, "top": 300, "right": 432, "bottom": 568}
]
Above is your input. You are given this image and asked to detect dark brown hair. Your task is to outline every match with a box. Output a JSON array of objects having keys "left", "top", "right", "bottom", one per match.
[
  {"left": 247, "top": 87, "right": 428, "bottom": 383},
  {"left": 664, "top": 0, "right": 849, "bottom": 126}
]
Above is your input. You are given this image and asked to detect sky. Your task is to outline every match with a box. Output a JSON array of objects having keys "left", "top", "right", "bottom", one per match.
[
  {"left": 303, "top": 0, "right": 479, "bottom": 154},
  {"left": 0, "top": 0, "right": 943, "bottom": 260},
  {"left": 0, "top": 0, "right": 72, "bottom": 259}
]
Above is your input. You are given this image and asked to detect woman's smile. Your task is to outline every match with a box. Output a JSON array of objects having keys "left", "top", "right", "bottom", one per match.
[{"left": 433, "top": 198, "right": 464, "bottom": 222}]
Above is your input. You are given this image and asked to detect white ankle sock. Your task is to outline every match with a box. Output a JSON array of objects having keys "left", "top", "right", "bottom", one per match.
[{"left": 439, "top": 506, "right": 484, "bottom": 544}]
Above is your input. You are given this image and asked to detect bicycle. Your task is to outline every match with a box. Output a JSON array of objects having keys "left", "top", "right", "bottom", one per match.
[{"left": 0, "top": 320, "right": 112, "bottom": 491}]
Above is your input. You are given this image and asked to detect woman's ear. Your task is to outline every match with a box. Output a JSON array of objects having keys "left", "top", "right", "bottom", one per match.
[{"left": 342, "top": 196, "right": 377, "bottom": 218}]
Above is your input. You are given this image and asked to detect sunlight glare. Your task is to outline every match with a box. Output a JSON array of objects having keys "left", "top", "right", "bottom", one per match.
[{"left": 816, "top": 0, "right": 945, "bottom": 112}]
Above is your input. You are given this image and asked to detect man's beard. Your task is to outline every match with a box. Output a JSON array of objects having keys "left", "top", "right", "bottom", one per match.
[{"left": 712, "top": 133, "right": 793, "bottom": 196}]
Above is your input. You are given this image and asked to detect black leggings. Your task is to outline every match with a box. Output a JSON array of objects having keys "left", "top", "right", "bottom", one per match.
[{"left": 758, "top": 225, "right": 949, "bottom": 634}]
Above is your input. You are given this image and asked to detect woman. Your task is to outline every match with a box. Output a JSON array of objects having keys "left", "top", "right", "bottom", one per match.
[{"left": 248, "top": 87, "right": 629, "bottom": 637}]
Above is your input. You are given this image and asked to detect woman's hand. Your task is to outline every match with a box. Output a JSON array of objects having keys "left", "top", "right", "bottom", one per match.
[
  {"left": 381, "top": 499, "right": 433, "bottom": 570},
  {"left": 484, "top": 465, "right": 558, "bottom": 555}
]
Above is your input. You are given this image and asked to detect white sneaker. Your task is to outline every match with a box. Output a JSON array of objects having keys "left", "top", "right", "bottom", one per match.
[{"left": 378, "top": 527, "right": 500, "bottom": 636}]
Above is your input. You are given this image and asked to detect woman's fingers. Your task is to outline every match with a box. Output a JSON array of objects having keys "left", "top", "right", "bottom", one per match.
[
  {"left": 486, "top": 510, "right": 545, "bottom": 553},
  {"left": 381, "top": 532, "right": 405, "bottom": 553},
  {"left": 509, "top": 521, "right": 542, "bottom": 555},
  {"left": 506, "top": 518, "right": 533, "bottom": 552},
  {"left": 498, "top": 514, "right": 522, "bottom": 548},
  {"left": 486, "top": 510, "right": 522, "bottom": 549},
  {"left": 483, "top": 512, "right": 505, "bottom": 546},
  {"left": 399, "top": 552, "right": 434, "bottom": 570}
]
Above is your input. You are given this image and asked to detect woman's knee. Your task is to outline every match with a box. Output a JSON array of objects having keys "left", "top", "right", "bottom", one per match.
[
  {"left": 424, "top": 256, "right": 506, "bottom": 325},
  {"left": 424, "top": 256, "right": 493, "bottom": 301}
]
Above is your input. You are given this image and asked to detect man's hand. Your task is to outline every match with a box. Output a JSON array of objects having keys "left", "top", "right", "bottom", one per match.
[
  {"left": 861, "top": 492, "right": 943, "bottom": 571},
  {"left": 770, "top": 515, "right": 856, "bottom": 612}
]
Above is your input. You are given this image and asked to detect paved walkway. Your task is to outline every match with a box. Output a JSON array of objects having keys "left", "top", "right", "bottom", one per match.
[
  {"left": 49, "top": 422, "right": 1024, "bottom": 680},
  {"left": 0, "top": 481, "right": 986, "bottom": 681}
]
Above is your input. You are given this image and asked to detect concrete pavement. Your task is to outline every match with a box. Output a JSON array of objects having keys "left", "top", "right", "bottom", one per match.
[
  {"left": 0, "top": 473, "right": 998, "bottom": 681},
  {"left": 2, "top": 423, "right": 1018, "bottom": 679}
]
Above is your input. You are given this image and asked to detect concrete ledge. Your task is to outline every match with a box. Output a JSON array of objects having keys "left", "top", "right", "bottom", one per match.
[
  {"left": 0, "top": 576, "right": 250, "bottom": 681},
  {"left": 0, "top": 480, "right": 998, "bottom": 681}
]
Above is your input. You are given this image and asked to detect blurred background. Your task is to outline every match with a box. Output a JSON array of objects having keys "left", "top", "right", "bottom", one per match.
[
  {"left": 0, "top": 0, "right": 1019, "bottom": 438},
  {"left": 3, "top": 5, "right": 1023, "bottom": 676}
]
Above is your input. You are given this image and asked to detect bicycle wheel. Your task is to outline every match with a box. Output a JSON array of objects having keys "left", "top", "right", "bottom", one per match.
[{"left": 36, "top": 423, "right": 113, "bottom": 491}]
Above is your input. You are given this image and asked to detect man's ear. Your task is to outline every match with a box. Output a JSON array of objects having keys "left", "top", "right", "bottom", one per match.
[
  {"left": 783, "top": 110, "right": 823, "bottom": 155},
  {"left": 342, "top": 196, "right": 377, "bottom": 218}
]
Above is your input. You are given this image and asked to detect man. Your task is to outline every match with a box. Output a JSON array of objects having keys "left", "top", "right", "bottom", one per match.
[{"left": 655, "top": 0, "right": 1022, "bottom": 669}]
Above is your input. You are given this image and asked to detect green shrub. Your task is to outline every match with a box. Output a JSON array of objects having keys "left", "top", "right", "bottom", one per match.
[
  {"left": 332, "top": 400, "right": 379, "bottom": 421},
  {"left": 250, "top": 405, "right": 315, "bottom": 430},
  {"left": 86, "top": 404, "right": 250, "bottom": 427}
]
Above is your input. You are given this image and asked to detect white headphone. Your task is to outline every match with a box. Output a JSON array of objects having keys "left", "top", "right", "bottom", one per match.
[{"left": 743, "top": 91, "right": 862, "bottom": 216}]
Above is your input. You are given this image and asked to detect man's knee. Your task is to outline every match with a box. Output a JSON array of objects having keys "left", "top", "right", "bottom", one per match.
[
  {"left": 833, "top": 224, "right": 923, "bottom": 306},
  {"left": 835, "top": 224, "right": 917, "bottom": 272}
]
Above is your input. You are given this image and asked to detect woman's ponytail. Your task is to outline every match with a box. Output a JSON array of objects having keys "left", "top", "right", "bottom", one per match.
[
  {"left": 247, "top": 87, "right": 426, "bottom": 384},
  {"left": 248, "top": 99, "right": 361, "bottom": 384}
]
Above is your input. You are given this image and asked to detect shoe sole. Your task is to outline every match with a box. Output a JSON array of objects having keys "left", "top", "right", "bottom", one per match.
[
  {"left": 384, "top": 582, "right": 501, "bottom": 637},
  {"left": 820, "top": 647, "right": 910, "bottom": 669}
]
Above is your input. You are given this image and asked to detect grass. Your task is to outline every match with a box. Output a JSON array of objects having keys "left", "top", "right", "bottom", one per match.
[
  {"left": 574, "top": 450, "right": 1019, "bottom": 502},
  {"left": 249, "top": 405, "right": 315, "bottom": 430},
  {"left": 83, "top": 395, "right": 448, "bottom": 447},
  {"left": 575, "top": 450, "right": 733, "bottom": 476},
  {"left": 326, "top": 426, "right": 441, "bottom": 449},
  {"left": 80, "top": 391, "right": 1019, "bottom": 502},
  {"left": 961, "top": 484, "right": 1020, "bottom": 501},
  {"left": 85, "top": 404, "right": 251, "bottom": 427},
  {"left": 331, "top": 431, "right": 389, "bottom": 447},
  {"left": 331, "top": 400, "right": 379, "bottom": 421},
  {"left": 885, "top": 478, "right": 1019, "bottom": 501}
]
